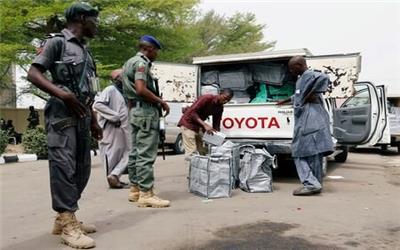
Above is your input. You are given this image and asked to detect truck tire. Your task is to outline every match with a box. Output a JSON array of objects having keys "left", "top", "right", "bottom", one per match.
[
  {"left": 381, "top": 144, "right": 388, "bottom": 151},
  {"left": 172, "top": 134, "right": 185, "bottom": 154},
  {"left": 348, "top": 146, "right": 357, "bottom": 152},
  {"left": 335, "top": 146, "right": 348, "bottom": 163}
]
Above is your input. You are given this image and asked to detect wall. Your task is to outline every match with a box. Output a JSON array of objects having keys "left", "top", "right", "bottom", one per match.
[
  {"left": 0, "top": 108, "right": 45, "bottom": 133},
  {"left": 15, "top": 65, "right": 46, "bottom": 109}
]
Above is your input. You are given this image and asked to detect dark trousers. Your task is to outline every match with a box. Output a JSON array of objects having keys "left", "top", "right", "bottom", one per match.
[{"left": 45, "top": 97, "right": 91, "bottom": 212}]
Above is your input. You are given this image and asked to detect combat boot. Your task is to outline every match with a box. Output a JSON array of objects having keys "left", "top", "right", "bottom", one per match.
[
  {"left": 58, "top": 212, "right": 95, "bottom": 249},
  {"left": 128, "top": 185, "right": 140, "bottom": 202},
  {"left": 137, "top": 189, "right": 170, "bottom": 208},
  {"left": 52, "top": 213, "right": 97, "bottom": 235}
]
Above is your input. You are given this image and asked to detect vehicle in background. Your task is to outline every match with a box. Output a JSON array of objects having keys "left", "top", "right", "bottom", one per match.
[
  {"left": 346, "top": 84, "right": 400, "bottom": 154},
  {"left": 152, "top": 62, "right": 197, "bottom": 154},
  {"left": 152, "top": 49, "right": 391, "bottom": 166},
  {"left": 387, "top": 101, "right": 400, "bottom": 153},
  {"left": 191, "top": 49, "right": 388, "bottom": 173},
  {"left": 371, "top": 85, "right": 400, "bottom": 153}
]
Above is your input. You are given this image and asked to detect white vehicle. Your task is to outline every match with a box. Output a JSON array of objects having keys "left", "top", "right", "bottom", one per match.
[
  {"left": 386, "top": 102, "right": 400, "bottom": 153},
  {"left": 189, "top": 49, "right": 389, "bottom": 169},
  {"left": 152, "top": 62, "right": 197, "bottom": 154},
  {"left": 153, "top": 49, "right": 389, "bottom": 163},
  {"left": 347, "top": 83, "right": 400, "bottom": 153}
]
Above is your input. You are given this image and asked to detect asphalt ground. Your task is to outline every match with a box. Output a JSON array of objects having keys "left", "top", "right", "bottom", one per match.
[{"left": 1, "top": 148, "right": 399, "bottom": 250}]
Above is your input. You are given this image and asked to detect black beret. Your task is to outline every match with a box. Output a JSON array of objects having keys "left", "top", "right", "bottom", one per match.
[{"left": 65, "top": 3, "right": 98, "bottom": 21}]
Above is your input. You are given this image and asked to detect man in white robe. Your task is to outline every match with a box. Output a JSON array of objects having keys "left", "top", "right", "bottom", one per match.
[{"left": 94, "top": 69, "right": 131, "bottom": 188}]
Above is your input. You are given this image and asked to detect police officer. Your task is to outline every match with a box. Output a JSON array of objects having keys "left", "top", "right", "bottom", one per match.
[
  {"left": 122, "top": 35, "right": 171, "bottom": 208},
  {"left": 27, "top": 3, "right": 101, "bottom": 249},
  {"left": 27, "top": 105, "right": 40, "bottom": 129}
]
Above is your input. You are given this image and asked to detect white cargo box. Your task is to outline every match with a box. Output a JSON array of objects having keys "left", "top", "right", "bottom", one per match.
[{"left": 203, "top": 132, "right": 226, "bottom": 146}]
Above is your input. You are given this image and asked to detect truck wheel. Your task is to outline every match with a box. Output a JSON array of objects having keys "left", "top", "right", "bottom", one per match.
[
  {"left": 397, "top": 145, "right": 400, "bottom": 154},
  {"left": 381, "top": 144, "right": 388, "bottom": 151},
  {"left": 335, "top": 146, "right": 348, "bottom": 163},
  {"left": 348, "top": 146, "right": 357, "bottom": 152},
  {"left": 172, "top": 134, "right": 185, "bottom": 154},
  {"left": 322, "top": 157, "right": 328, "bottom": 177}
]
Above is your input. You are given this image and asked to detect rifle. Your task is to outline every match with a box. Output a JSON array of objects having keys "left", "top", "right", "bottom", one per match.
[
  {"left": 154, "top": 79, "right": 166, "bottom": 160},
  {"left": 159, "top": 116, "right": 166, "bottom": 160}
]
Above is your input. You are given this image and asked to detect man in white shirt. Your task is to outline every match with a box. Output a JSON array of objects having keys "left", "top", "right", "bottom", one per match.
[{"left": 94, "top": 69, "right": 131, "bottom": 188}]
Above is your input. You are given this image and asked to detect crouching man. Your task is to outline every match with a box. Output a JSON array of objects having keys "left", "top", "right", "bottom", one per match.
[{"left": 178, "top": 89, "right": 233, "bottom": 157}]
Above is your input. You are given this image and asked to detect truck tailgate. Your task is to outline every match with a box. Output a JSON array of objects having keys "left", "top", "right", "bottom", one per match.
[{"left": 220, "top": 103, "right": 294, "bottom": 139}]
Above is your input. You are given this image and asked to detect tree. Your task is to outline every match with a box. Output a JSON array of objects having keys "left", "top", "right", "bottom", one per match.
[
  {"left": 0, "top": 0, "right": 200, "bottom": 87},
  {"left": 0, "top": 0, "right": 70, "bottom": 90},
  {"left": 192, "top": 11, "right": 274, "bottom": 58},
  {"left": 0, "top": 0, "right": 274, "bottom": 90}
]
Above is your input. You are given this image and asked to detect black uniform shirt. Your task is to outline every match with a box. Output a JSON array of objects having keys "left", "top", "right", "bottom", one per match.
[{"left": 32, "top": 28, "right": 96, "bottom": 97}]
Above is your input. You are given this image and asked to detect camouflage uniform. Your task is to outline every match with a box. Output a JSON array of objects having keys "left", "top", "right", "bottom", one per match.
[{"left": 122, "top": 52, "right": 159, "bottom": 191}]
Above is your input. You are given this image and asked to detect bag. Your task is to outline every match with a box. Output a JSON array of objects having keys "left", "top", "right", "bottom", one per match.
[
  {"left": 211, "top": 141, "right": 241, "bottom": 189},
  {"left": 232, "top": 144, "right": 255, "bottom": 188},
  {"left": 210, "top": 142, "right": 258, "bottom": 190},
  {"left": 189, "top": 155, "right": 232, "bottom": 198},
  {"left": 239, "top": 148, "right": 275, "bottom": 193}
]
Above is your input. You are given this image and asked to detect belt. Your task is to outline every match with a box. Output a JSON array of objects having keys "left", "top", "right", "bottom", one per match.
[
  {"left": 51, "top": 117, "right": 77, "bottom": 131},
  {"left": 127, "top": 100, "right": 157, "bottom": 109}
]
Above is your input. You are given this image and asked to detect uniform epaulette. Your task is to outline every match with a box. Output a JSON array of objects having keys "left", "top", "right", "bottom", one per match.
[{"left": 140, "top": 55, "right": 150, "bottom": 63}]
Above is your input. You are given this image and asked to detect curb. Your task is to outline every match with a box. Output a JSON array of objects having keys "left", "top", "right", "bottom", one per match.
[
  {"left": 0, "top": 154, "right": 37, "bottom": 164},
  {"left": 0, "top": 150, "right": 99, "bottom": 164}
]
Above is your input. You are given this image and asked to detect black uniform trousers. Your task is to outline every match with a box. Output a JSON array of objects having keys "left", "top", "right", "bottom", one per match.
[{"left": 45, "top": 97, "right": 91, "bottom": 212}]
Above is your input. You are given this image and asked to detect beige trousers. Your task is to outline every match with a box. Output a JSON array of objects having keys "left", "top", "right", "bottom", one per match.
[{"left": 181, "top": 126, "right": 207, "bottom": 157}]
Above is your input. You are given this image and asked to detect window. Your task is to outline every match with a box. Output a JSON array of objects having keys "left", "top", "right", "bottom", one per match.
[{"left": 342, "top": 87, "right": 370, "bottom": 108}]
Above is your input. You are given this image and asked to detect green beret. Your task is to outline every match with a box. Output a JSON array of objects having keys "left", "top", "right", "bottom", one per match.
[{"left": 65, "top": 3, "right": 98, "bottom": 21}]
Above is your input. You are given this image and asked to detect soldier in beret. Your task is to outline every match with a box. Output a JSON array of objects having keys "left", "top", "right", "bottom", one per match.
[{"left": 122, "top": 35, "right": 171, "bottom": 208}]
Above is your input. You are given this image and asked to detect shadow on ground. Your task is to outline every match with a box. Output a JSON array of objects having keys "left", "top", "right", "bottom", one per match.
[
  {"left": 350, "top": 147, "right": 399, "bottom": 156},
  {"left": 176, "top": 220, "right": 343, "bottom": 250}
]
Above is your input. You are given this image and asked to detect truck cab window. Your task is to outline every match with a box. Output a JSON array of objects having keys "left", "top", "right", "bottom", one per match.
[{"left": 342, "top": 88, "right": 370, "bottom": 108}]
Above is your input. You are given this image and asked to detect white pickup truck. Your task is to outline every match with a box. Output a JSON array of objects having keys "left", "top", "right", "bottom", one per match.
[
  {"left": 152, "top": 62, "right": 197, "bottom": 154},
  {"left": 387, "top": 105, "right": 400, "bottom": 153},
  {"left": 153, "top": 49, "right": 390, "bottom": 167}
]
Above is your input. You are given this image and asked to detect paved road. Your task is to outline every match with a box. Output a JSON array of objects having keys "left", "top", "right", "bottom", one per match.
[{"left": 1, "top": 149, "right": 399, "bottom": 250}]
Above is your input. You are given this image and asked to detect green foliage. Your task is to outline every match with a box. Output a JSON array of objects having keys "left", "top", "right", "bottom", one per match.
[
  {"left": 22, "top": 126, "right": 48, "bottom": 159},
  {"left": 192, "top": 11, "right": 274, "bottom": 57},
  {"left": 0, "top": 0, "right": 274, "bottom": 89},
  {"left": 0, "top": 129, "right": 8, "bottom": 155}
]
